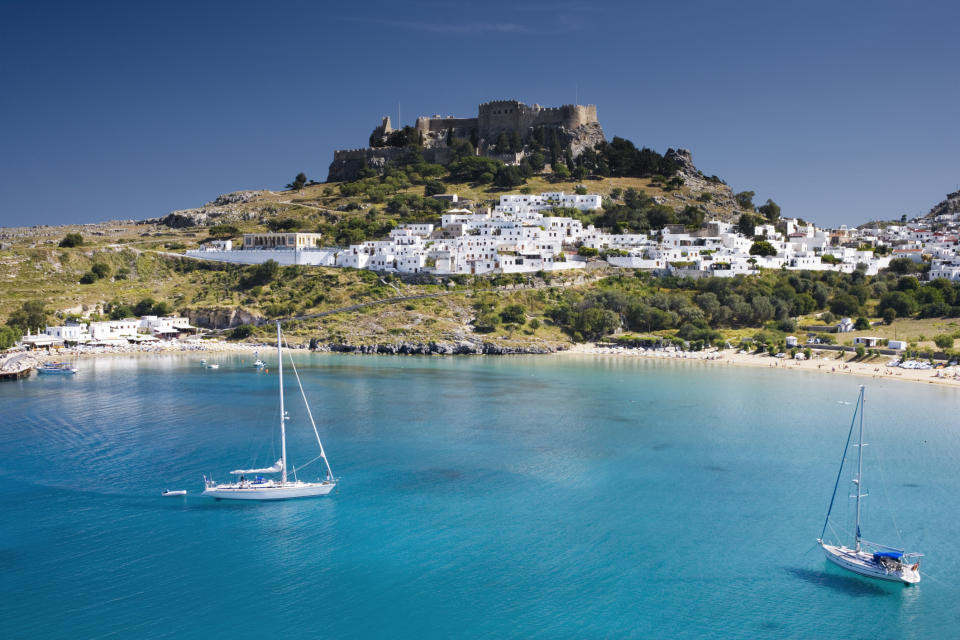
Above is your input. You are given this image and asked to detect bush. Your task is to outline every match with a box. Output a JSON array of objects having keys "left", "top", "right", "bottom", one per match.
[
  {"left": 776, "top": 318, "right": 796, "bottom": 332},
  {"left": 79, "top": 272, "right": 97, "bottom": 284},
  {"left": 934, "top": 334, "right": 954, "bottom": 350},
  {"left": 577, "top": 246, "right": 599, "bottom": 257},
  {"left": 854, "top": 316, "right": 870, "bottom": 330},
  {"left": 424, "top": 180, "right": 446, "bottom": 197},
  {"left": 749, "top": 240, "right": 777, "bottom": 257},
  {"left": 59, "top": 233, "right": 84, "bottom": 248},
  {"left": 882, "top": 308, "right": 897, "bottom": 324},
  {"left": 241, "top": 260, "right": 280, "bottom": 288},
  {"left": 229, "top": 324, "right": 254, "bottom": 340},
  {"left": 91, "top": 263, "right": 111, "bottom": 279},
  {"left": 0, "top": 325, "right": 22, "bottom": 349},
  {"left": 499, "top": 304, "right": 526, "bottom": 325},
  {"left": 208, "top": 225, "right": 240, "bottom": 238}
]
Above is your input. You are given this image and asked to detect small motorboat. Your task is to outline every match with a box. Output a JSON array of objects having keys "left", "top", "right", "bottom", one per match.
[
  {"left": 162, "top": 489, "right": 187, "bottom": 497},
  {"left": 206, "top": 363, "right": 219, "bottom": 369},
  {"left": 37, "top": 362, "right": 77, "bottom": 375},
  {"left": 200, "top": 359, "right": 207, "bottom": 365}
]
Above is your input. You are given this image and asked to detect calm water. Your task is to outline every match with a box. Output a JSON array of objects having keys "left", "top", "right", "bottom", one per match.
[{"left": 1, "top": 354, "right": 959, "bottom": 638}]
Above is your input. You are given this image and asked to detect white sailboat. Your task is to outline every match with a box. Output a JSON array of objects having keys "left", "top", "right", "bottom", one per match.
[
  {"left": 252, "top": 350, "right": 266, "bottom": 369},
  {"left": 817, "top": 386, "right": 921, "bottom": 584},
  {"left": 203, "top": 322, "right": 336, "bottom": 501}
]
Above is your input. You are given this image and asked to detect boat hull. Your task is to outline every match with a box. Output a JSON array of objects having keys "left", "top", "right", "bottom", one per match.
[
  {"left": 202, "top": 481, "right": 335, "bottom": 501},
  {"left": 820, "top": 543, "right": 920, "bottom": 584}
]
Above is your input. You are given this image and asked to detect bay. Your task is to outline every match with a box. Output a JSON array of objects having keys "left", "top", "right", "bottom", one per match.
[{"left": 1, "top": 354, "right": 958, "bottom": 638}]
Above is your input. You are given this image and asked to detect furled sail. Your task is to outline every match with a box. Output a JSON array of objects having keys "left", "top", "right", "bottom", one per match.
[{"left": 230, "top": 459, "right": 283, "bottom": 475}]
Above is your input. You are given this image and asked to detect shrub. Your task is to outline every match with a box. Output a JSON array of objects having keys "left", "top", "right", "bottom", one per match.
[
  {"left": 229, "top": 324, "right": 254, "bottom": 340},
  {"left": 208, "top": 224, "right": 240, "bottom": 238},
  {"left": 424, "top": 180, "right": 446, "bottom": 197},
  {"left": 499, "top": 304, "right": 526, "bottom": 325},
  {"left": 241, "top": 260, "right": 280, "bottom": 288},
  {"left": 934, "top": 334, "right": 954, "bottom": 350},
  {"left": 91, "top": 263, "right": 111, "bottom": 279},
  {"left": 854, "top": 316, "right": 870, "bottom": 330},
  {"left": 776, "top": 318, "right": 797, "bottom": 332},
  {"left": 59, "top": 233, "right": 84, "bottom": 248},
  {"left": 0, "top": 325, "right": 22, "bottom": 349}
]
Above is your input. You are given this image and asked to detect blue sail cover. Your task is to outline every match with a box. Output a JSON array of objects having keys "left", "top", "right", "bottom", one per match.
[{"left": 874, "top": 551, "right": 903, "bottom": 560}]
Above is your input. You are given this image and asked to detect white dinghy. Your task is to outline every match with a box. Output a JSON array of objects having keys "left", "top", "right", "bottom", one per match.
[
  {"left": 203, "top": 321, "right": 336, "bottom": 501},
  {"left": 817, "top": 386, "right": 921, "bottom": 584}
]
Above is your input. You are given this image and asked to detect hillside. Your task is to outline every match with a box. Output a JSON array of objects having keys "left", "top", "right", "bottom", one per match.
[{"left": 13, "top": 134, "right": 956, "bottom": 356}]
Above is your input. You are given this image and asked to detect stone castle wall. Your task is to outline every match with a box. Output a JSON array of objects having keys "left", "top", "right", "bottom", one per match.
[
  {"left": 415, "top": 116, "right": 478, "bottom": 135},
  {"left": 328, "top": 100, "right": 602, "bottom": 181}
]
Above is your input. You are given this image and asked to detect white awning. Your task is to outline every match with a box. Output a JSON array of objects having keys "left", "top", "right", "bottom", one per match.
[{"left": 230, "top": 459, "right": 283, "bottom": 475}]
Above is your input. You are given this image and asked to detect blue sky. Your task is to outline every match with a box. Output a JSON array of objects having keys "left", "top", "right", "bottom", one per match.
[{"left": 0, "top": 0, "right": 956, "bottom": 228}]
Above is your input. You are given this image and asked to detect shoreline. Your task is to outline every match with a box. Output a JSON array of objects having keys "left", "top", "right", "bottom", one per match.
[
  {"left": 557, "top": 343, "right": 960, "bottom": 388},
  {"left": 8, "top": 338, "right": 960, "bottom": 389}
]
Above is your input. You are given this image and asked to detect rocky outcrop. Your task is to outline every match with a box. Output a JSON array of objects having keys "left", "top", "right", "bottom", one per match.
[
  {"left": 145, "top": 191, "right": 266, "bottom": 228},
  {"left": 211, "top": 191, "right": 262, "bottom": 206},
  {"left": 666, "top": 148, "right": 698, "bottom": 177},
  {"left": 315, "top": 340, "right": 558, "bottom": 355},
  {"left": 927, "top": 190, "right": 960, "bottom": 219},
  {"left": 184, "top": 307, "right": 265, "bottom": 329},
  {"left": 565, "top": 121, "right": 606, "bottom": 158}
]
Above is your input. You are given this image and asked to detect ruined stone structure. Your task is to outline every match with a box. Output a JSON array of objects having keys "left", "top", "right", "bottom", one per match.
[{"left": 328, "top": 100, "right": 605, "bottom": 182}]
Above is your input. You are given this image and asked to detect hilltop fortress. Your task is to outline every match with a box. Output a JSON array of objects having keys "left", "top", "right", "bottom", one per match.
[{"left": 328, "top": 100, "right": 605, "bottom": 182}]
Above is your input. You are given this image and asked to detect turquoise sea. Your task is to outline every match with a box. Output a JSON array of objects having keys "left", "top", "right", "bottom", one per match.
[{"left": 1, "top": 353, "right": 959, "bottom": 638}]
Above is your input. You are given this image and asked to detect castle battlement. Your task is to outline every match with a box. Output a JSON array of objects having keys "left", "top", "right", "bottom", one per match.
[{"left": 329, "top": 99, "right": 604, "bottom": 182}]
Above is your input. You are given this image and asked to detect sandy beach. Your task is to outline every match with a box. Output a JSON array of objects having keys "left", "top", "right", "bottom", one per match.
[
  {"left": 8, "top": 338, "right": 960, "bottom": 389},
  {"left": 558, "top": 342, "right": 960, "bottom": 388}
]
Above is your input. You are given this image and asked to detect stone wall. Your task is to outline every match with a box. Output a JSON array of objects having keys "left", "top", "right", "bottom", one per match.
[{"left": 328, "top": 100, "right": 602, "bottom": 181}]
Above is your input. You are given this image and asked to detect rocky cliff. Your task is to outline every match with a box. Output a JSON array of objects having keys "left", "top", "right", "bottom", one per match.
[
  {"left": 927, "top": 190, "right": 960, "bottom": 219},
  {"left": 185, "top": 306, "right": 265, "bottom": 329}
]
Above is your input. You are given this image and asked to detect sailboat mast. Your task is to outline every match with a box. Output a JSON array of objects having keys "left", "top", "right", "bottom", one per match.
[
  {"left": 855, "top": 385, "right": 864, "bottom": 551},
  {"left": 278, "top": 321, "right": 287, "bottom": 484}
]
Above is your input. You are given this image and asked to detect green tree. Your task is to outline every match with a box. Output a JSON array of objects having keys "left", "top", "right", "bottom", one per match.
[
  {"left": 494, "top": 165, "right": 525, "bottom": 188},
  {"left": 6, "top": 301, "right": 48, "bottom": 332},
  {"left": 59, "top": 233, "right": 84, "bottom": 248},
  {"left": 854, "top": 316, "right": 870, "bottom": 330},
  {"left": 229, "top": 324, "right": 254, "bottom": 340},
  {"left": 830, "top": 293, "right": 861, "bottom": 317},
  {"left": 528, "top": 151, "right": 546, "bottom": 172},
  {"left": 286, "top": 172, "right": 307, "bottom": 191},
  {"left": 90, "top": 263, "right": 111, "bottom": 279},
  {"left": 738, "top": 213, "right": 758, "bottom": 237},
  {"left": 573, "top": 308, "right": 619, "bottom": 340},
  {"left": 133, "top": 298, "right": 157, "bottom": 316},
  {"left": 0, "top": 326, "right": 22, "bottom": 349},
  {"left": 749, "top": 240, "right": 777, "bottom": 257},
  {"left": 551, "top": 163, "right": 571, "bottom": 181},
  {"left": 878, "top": 291, "right": 918, "bottom": 318},
  {"left": 735, "top": 191, "right": 756, "bottom": 210},
  {"left": 499, "top": 304, "right": 526, "bottom": 324},
  {"left": 241, "top": 260, "right": 280, "bottom": 288},
  {"left": 882, "top": 307, "right": 897, "bottom": 325},
  {"left": 935, "top": 334, "right": 954, "bottom": 350},
  {"left": 758, "top": 199, "right": 781, "bottom": 222},
  {"left": 424, "top": 180, "right": 446, "bottom": 196}
]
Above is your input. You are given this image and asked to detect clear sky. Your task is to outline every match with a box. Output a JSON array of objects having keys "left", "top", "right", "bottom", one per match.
[{"left": 0, "top": 0, "right": 956, "bottom": 228}]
